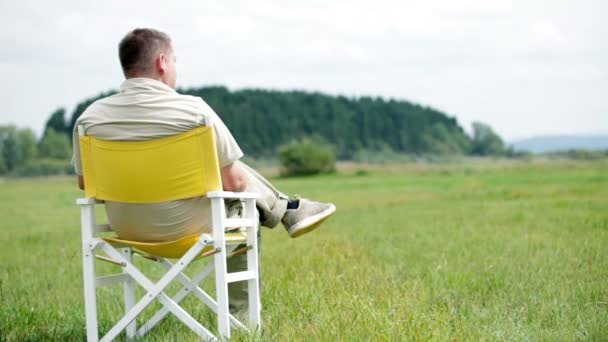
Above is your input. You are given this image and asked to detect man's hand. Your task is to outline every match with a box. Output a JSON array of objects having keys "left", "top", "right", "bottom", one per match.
[
  {"left": 78, "top": 175, "right": 85, "bottom": 190},
  {"left": 221, "top": 162, "right": 247, "bottom": 192}
]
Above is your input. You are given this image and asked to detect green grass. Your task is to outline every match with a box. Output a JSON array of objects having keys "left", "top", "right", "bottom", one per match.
[{"left": 1, "top": 159, "right": 607, "bottom": 341}]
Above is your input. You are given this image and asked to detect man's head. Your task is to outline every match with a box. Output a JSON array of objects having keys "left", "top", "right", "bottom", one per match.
[{"left": 118, "top": 28, "right": 176, "bottom": 88}]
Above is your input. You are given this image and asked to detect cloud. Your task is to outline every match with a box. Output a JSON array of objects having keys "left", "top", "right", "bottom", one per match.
[{"left": 0, "top": 0, "right": 606, "bottom": 139}]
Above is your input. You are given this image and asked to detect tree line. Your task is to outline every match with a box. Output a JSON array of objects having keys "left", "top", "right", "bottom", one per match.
[
  {"left": 65, "top": 86, "right": 511, "bottom": 157},
  {"left": 1, "top": 86, "right": 513, "bottom": 176},
  {"left": 0, "top": 108, "right": 73, "bottom": 175}
]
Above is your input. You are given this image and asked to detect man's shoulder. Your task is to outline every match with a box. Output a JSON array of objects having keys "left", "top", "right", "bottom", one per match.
[
  {"left": 176, "top": 92, "right": 204, "bottom": 102},
  {"left": 76, "top": 98, "right": 106, "bottom": 124},
  {"left": 84, "top": 91, "right": 121, "bottom": 109},
  {"left": 175, "top": 92, "right": 211, "bottom": 109},
  {"left": 174, "top": 93, "right": 219, "bottom": 121}
]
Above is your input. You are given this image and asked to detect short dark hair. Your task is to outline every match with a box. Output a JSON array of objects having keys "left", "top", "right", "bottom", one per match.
[{"left": 118, "top": 28, "right": 172, "bottom": 77}]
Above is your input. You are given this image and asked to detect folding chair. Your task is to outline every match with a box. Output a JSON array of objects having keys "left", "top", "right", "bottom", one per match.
[{"left": 76, "top": 126, "right": 261, "bottom": 341}]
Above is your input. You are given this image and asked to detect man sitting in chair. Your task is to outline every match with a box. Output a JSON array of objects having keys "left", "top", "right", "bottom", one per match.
[{"left": 71, "top": 28, "right": 336, "bottom": 318}]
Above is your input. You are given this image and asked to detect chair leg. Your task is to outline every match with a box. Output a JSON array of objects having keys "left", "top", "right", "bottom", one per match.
[
  {"left": 82, "top": 244, "right": 99, "bottom": 342},
  {"left": 227, "top": 248, "right": 248, "bottom": 319},
  {"left": 214, "top": 236, "right": 231, "bottom": 339},
  {"left": 122, "top": 248, "right": 136, "bottom": 339},
  {"left": 247, "top": 240, "right": 261, "bottom": 328},
  {"left": 246, "top": 201, "right": 262, "bottom": 329},
  {"left": 211, "top": 197, "right": 231, "bottom": 339},
  {"left": 80, "top": 201, "right": 99, "bottom": 342}
]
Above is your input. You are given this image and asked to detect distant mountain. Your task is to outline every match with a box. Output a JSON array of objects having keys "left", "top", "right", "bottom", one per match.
[{"left": 510, "top": 134, "right": 608, "bottom": 153}]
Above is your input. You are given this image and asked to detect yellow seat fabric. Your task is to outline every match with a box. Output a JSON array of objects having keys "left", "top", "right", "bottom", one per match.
[{"left": 103, "top": 232, "right": 248, "bottom": 259}]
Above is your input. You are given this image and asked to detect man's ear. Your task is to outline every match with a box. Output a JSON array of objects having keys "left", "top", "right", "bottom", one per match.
[{"left": 155, "top": 53, "right": 167, "bottom": 75}]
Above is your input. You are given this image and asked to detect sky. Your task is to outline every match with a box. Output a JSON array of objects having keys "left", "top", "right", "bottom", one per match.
[{"left": 1, "top": 0, "right": 606, "bottom": 141}]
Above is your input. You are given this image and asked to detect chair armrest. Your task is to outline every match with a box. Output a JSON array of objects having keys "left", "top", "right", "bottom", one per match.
[
  {"left": 196, "top": 233, "right": 214, "bottom": 244},
  {"left": 76, "top": 198, "right": 105, "bottom": 205},
  {"left": 206, "top": 191, "right": 258, "bottom": 200}
]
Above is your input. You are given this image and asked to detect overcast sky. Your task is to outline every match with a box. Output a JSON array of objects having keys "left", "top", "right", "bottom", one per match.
[{"left": 1, "top": 0, "right": 606, "bottom": 141}]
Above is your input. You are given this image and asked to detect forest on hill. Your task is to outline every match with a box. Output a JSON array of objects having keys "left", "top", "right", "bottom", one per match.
[
  {"left": 1, "top": 86, "right": 512, "bottom": 176},
  {"left": 60, "top": 86, "right": 505, "bottom": 158}
]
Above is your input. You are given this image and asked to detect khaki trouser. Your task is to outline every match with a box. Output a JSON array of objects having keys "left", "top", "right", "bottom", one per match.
[
  {"left": 226, "top": 161, "right": 289, "bottom": 319},
  {"left": 237, "top": 161, "right": 289, "bottom": 228}
]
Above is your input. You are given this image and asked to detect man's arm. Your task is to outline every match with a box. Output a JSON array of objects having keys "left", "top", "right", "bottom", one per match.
[
  {"left": 221, "top": 162, "right": 247, "bottom": 192},
  {"left": 78, "top": 175, "right": 85, "bottom": 190}
]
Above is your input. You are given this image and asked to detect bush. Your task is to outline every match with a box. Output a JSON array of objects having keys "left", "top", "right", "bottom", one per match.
[
  {"left": 13, "top": 158, "right": 74, "bottom": 177},
  {"left": 278, "top": 139, "right": 336, "bottom": 177},
  {"left": 39, "top": 128, "right": 71, "bottom": 159}
]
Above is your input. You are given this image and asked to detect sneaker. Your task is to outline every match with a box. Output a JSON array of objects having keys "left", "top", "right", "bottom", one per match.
[{"left": 282, "top": 199, "right": 336, "bottom": 238}]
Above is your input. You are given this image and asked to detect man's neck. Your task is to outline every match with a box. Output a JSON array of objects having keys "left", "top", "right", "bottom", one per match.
[
  {"left": 127, "top": 74, "right": 161, "bottom": 82},
  {"left": 125, "top": 76, "right": 172, "bottom": 88}
]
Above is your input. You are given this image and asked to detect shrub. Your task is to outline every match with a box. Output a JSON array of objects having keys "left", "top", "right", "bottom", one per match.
[
  {"left": 278, "top": 139, "right": 336, "bottom": 177},
  {"left": 39, "top": 128, "right": 71, "bottom": 159},
  {"left": 13, "top": 158, "right": 74, "bottom": 177}
]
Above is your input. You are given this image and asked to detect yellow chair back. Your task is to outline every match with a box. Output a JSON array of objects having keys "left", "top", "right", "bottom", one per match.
[{"left": 79, "top": 126, "right": 222, "bottom": 203}]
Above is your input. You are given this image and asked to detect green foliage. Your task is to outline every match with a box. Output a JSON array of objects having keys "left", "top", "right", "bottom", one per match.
[
  {"left": 43, "top": 108, "right": 69, "bottom": 137},
  {"left": 422, "top": 122, "right": 471, "bottom": 154},
  {"left": 471, "top": 121, "right": 506, "bottom": 156},
  {"left": 0, "top": 154, "right": 6, "bottom": 173},
  {"left": 0, "top": 125, "right": 19, "bottom": 171},
  {"left": 66, "top": 87, "right": 475, "bottom": 158},
  {"left": 0, "top": 125, "right": 38, "bottom": 173},
  {"left": 38, "top": 128, "right": 71, "bottom": 159},
  {"left": 16, "top": 128, "right": 38, "bottom": 162},
  {"left": 14, "top": 158, "right": 74, "bottom": 177},
  {"left": 278, "top": 138, "right": 336, "bottom": 176}
]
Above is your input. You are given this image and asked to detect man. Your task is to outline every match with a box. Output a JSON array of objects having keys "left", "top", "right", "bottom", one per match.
[{"left": 71, "top": 28, "right": 336, "bottom": 317}]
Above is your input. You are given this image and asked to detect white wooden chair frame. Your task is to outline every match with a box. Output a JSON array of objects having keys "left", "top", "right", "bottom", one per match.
[
  {"left": 78, "top": 192, "right": 260, "bottom": 341},
  {"left": 76, "top": 126, "right": 261, "bottom": 341}
]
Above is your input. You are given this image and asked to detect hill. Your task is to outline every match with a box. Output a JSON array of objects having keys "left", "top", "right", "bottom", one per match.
[{"left": 65, "top": 86, "right": 474, "bottom": 159}]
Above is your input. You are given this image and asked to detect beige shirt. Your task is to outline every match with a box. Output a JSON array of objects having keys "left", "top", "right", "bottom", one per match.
[{"left": 72, "top": 78, "right": 243, "bottom": 241}]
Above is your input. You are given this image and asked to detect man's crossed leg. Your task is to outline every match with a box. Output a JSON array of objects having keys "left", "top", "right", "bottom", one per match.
[{"left": 226, "top": 161, "right": 336, "bottom": 318}]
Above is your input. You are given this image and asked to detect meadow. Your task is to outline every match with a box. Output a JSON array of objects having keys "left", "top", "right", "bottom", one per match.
[{"left": 1, "top": 158, "right": 607, "bottom": 341}]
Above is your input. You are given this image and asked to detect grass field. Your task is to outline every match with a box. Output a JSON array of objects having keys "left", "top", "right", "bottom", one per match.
[{"left": 1, "top": 159, "right": 607, "bottom": 341}]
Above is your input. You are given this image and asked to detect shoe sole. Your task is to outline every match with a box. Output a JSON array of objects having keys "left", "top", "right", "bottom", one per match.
[{"left": 287, "top": 204, "right": 336, "bottom": 238}]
